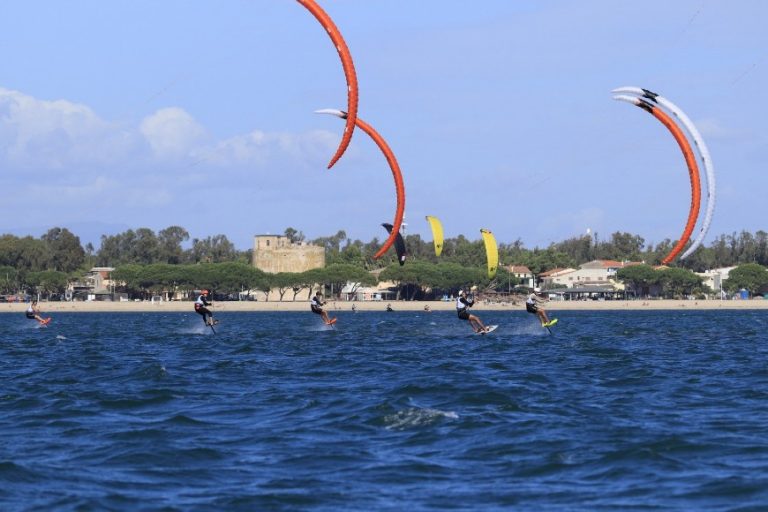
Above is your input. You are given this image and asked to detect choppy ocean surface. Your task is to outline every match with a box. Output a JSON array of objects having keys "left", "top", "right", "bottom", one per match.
[{"left": 1, "top": 308, "right": 768, "bottom": 511}]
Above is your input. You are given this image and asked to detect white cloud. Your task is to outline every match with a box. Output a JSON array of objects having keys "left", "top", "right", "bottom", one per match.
[
  {"left": 0, "top": 86, "right": 349, "bottom": 237},
  {"left": 27, "top": 175, "right": 114, "bottom": 200},
  {"left": 0, "top": 88, "right": 338, "bottom": 178},
  {"left": 0, "top": 87, "right": 137, "bottom": 170},
  {"left": 139, "top": 107, "right": 207, "bottom": 159},
  {"left": 199, "top": 129, "right": 337, "bottom": 168}
]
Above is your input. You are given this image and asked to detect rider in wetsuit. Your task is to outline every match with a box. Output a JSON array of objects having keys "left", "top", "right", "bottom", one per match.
[
  {"left": 25, "top": 301, "right": 46, "bottom": 323},
  {"left": 456, "top": 290, "right": 488, "bottom": 333},
  {"left": 526, "top": 288, "right": 553, "bottom": 326},
  {"left": 310, "top": 291, "right": 332, "bottom": 324},
  {"left": 194, "top": 289, "right": 215, "bottom": 326}
]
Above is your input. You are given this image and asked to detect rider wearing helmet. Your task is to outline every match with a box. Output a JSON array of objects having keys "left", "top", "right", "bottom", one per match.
[
  {"left": 456, "top": 289, "right": 489, "bottom": 333},
  {"left": 526, "top": 287, "right": 554, "bottom": 327},
  {"left": 194, "top": 289, "right": 215, "bottom": 326}
]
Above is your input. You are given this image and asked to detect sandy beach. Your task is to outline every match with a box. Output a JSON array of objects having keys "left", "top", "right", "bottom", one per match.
[{"left": 2, "top": 298, "right": 767, "bottom": 314}]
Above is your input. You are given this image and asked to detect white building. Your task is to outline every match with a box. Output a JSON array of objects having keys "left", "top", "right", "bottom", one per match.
[
  {"left": 505, "top": 265, "right": 535, "bottom": 288},
  {"left": 340, "top": 282, "right": 396, "bottom": 301},
  {"left": 67, "top": 267, "right": 117, "bottom": 300},
  {"left": 696, "top": 266, "right": 737, "bottom": 298},
  {"left": 541, "top": 260, "right": 643, "bottom": 289},
  {"left": 539, "top": 267, "right": 577, "bottom": 289}
]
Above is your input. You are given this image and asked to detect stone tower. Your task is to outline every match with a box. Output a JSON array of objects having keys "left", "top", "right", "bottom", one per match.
[{"left": 252, "top": 235, "right": 325, "bottom": 273}]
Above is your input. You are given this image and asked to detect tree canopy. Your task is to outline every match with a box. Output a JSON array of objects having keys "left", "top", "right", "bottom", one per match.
[
  {"left": 723, "top": 263, "right": 768, "bottom": 296},
  {"left": 2, "top": 224, "right": 767, "bottom": 301}
]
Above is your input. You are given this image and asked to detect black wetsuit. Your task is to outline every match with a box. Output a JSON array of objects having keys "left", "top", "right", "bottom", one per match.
[
  {"left": 310, "top": 296, "right": 324, "bottom": 315},
  {"left": 526, "top": 293, "right": 542, "bottom": 314},
  {"left": 194, "top": 294, "right": 213, "bottom": 324},
  {"left": 456, "top": 296, "right": 474, "bottom": 320}
]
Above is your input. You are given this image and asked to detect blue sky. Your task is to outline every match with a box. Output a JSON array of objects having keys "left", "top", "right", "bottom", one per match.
[{"left": 0, "top": 1, "right": 766, "bottom": 250}]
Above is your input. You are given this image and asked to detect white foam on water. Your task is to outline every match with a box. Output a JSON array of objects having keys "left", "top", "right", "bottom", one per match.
[
  {"left": 179, "top": 324, "right": 213, "bottom": 335},
  {"left": 509, "top": 319, "right": 551, "bottom": 336},
  {"left": 384, "top": 406, "right": 459, "bottom": 430},
  {"left": 19, "top": 321, "right": 41, "bottom": 331},
  {"left": 309, "top": 321, "right": 335, "bottom": 332}
]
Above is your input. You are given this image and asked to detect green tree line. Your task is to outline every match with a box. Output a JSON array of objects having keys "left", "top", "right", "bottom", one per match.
[
  {"left": 3, "top": 225, "right": 768, "bottom": 300},
  {"left": 326, "top": 229, "right": 768, "bottom": 274},
  {"left": 616, "top": 264, "right": 707, "bottom": 299},
  {"left": 4, "top": 225, "right": 768, "bottom": 273},
  {"left": 618, "top": 262, "right": 768, "bottom": 299},
  {"left": 108, "top": 262, "right": 494, "bottom": 302}
]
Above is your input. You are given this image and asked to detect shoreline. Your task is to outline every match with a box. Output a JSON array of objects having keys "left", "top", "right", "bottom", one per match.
[{"left": 2, "top": 299, "right": 767, "bottom": 314}]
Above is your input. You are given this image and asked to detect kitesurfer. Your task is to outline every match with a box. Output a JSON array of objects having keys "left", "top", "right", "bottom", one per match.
[
  {"left": 311, "top": 292, "right": 332, "bottom": 324},
  {"left": 25, "top": 300, "right": 47, "bottom": 324},
  {"left": 386, "top": 303, "right": 394, "bottom": 312},
  {"left": 456, "top": 290, "right": 488, "bottom": 333},
  {"left": 526, "top": 288, "right": 555, "bottom": 327},
  {"left": 194, "top": 289, "right": 216, "bottom": 326}
]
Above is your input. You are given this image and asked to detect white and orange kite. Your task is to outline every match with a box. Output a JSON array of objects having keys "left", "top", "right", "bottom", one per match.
[{"left": 613, "top": 87, "right": 715, "bottom": 264}]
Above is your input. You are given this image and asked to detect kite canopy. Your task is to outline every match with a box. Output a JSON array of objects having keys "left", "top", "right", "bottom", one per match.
[
  {"left": 425, "top": 215, "right": 444, "bottom": 257},
  {"left": 612, "top": 90, "right": 702, "bottom": 265},
  {"left": 315, "top": 109, "right": 405, "bottom": 261},
  {"left": 480, "top": 229, "right": 498, "bottom": 279},
  {"left": 296, "top": 0, "right": 358, "bottom": 169},
  {"left": 612, "top": 86, "right": 715, "bottom": 261},
  {"left": 382, "top": 223, "right": 406, "bottom": 266}
]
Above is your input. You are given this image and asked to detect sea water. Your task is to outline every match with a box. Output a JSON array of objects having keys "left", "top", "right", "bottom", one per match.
[{"left": 1, "top": 310, "right": 767, "bottom": 510}]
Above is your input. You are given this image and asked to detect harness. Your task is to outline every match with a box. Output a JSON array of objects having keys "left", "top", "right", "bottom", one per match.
[{"left": 456, "top": 296, "right": 473, "bottom": 319}]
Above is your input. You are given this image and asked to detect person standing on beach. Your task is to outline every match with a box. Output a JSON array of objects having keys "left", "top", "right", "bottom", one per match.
[
  {"left": 456, "top": 290, "right": 488, "bottom": 333},
  {"left": 194, "top": 289, "right": 215, "bottom": 326},
  {"left": 526, "top": 288, "right": 555, "bottom": 327},
  {"left": 311, "top": 292, "right": 332, "bottom": 324}
]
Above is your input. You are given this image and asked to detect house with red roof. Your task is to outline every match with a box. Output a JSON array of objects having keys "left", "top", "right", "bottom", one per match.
[
  {"left": 541, "top": 260, "right": 643, "bottom": 289},
  {"left": 504, "top": 265, "right": 535, "bottom": 288}
]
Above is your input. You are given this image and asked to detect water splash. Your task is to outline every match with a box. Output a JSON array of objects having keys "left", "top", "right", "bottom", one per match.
[
  {"left": 309, "top": 322, "right": 336, "bottom": 332},
  {"left": 509, "top": 319, "right": 551, "bottom": 336},
  {"left": 383, "top": 406, "right": 459, "bottom": 430}
]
